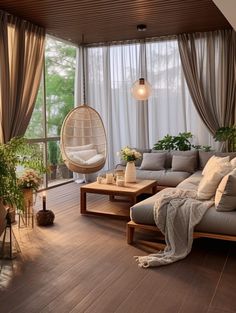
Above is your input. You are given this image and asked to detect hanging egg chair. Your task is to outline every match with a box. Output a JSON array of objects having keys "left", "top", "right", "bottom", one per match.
[{"left": 60, "top": 105, "right": 107, "bottom": 174}]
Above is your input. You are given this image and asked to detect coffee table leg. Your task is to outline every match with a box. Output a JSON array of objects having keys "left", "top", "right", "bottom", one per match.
[
  {"left": 130, "top": 195, "right": 137, "bottom": 206},
  {"left": 152, "top": 185, "right": 157, "bottom": 195},
  {"left": 80, "top": 189, "right": 87, "bottom": 214}
]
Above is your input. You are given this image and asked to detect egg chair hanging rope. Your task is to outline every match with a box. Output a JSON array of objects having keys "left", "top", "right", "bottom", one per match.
[{"left": 81, "top": 35, "right": 86, "bottom": 106}]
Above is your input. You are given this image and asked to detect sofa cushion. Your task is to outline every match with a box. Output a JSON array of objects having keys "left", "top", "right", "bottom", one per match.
[
  {"left": 215, "top": 169, "right": 236, "bottom": 212},
  {"left": 120, "top": 148, "right": 151, "bottom": 167},
  {"left": 177, "top": 171, "right": 202, "bottom": 190},
  {"left": 136, "top": 169, "right": 191, "bottom": 187},
  {"left": 171, "top": 155, "right": 196, "bottom": 173},
  {"left": 140, "top": 152, "right": 166, "bottom": 170},
  {"left": 202, "top": 155, "right": 230, "bottom": 176},
  {"left": 130, "top": 187, "right": 236, "bottom": 236},
  {"left": 199, "top": 151, "right": 236, "bottom": 169}
]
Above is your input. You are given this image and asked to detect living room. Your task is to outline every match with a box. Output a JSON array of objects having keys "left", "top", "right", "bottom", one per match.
[{"left": 0, "top": 1, "right": 236, "bottom": 312}]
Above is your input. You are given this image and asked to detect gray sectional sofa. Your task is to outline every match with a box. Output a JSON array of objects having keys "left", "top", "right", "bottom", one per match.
[
  {"left": 123, "top": 149, "right": 236, "bottom": 243},
  {"left": 118, "top": 149, "right": 236, "bottom": 190}
]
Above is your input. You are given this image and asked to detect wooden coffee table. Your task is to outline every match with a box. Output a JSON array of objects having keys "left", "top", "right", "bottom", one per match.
[{"left": 80, "top": 179, "right": 157, "bottom": 218}]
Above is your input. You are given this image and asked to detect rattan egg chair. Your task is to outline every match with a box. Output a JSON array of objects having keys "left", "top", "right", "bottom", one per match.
[{"left": 60, "top": 105, "right": 107, "bottom": 174}]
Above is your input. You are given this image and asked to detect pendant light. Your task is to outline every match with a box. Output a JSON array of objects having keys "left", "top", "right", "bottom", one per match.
[{"left": 131, "top": 24, "right": 152, "bottom": 101}]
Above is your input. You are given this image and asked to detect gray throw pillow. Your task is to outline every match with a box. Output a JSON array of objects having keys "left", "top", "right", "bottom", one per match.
[
  {"left": 140, "top": 153, "right": 166, "bottom": 170},
  {"left": 215, "top": 169, "right": 236, "bottom": 212},
  {"left": 171, "top": 155, "right": 196, "bottom": 173}
]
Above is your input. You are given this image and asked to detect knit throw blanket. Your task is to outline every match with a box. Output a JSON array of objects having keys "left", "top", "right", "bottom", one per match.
[{"left": 135, "top": 188, "right": 213, "bottom": 268}]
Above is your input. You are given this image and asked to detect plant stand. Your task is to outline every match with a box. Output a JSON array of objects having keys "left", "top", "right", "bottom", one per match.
[
  {"left": 0, "top": 210, "right": 21, "bottom": 259},
  {"left": 18, "top": 188, "right": 35, "bottom": 228}
]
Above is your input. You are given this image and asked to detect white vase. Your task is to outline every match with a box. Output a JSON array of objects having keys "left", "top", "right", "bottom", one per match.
[{"left": 125, "top": 161, "right": 136, "bottom": 183}]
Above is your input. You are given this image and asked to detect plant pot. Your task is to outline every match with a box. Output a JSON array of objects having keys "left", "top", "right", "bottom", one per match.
[
  {"left": 49, "top": 164, "right": 57, "bottom": 180},
  {"left": 125, "top": 161, "right": 136, "bottom": 183},
  {"left": 59, "top": 164, "right": 73, "bottom": 179},
  {"left": 36, "top": 210, "right": 55, "bottom": 226}
]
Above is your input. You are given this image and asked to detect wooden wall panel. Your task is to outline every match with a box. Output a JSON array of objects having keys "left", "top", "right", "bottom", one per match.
[{"left": 0, "top": 0, "right": 231, "bottom": 44}]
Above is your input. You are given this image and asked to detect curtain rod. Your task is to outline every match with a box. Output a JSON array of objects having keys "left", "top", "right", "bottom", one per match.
[
  {"left": 81, "top": 34, "right": 177, "bottom": 48},
  {"left": 79, "top": 28, "right": 231, "bottom": 48}
]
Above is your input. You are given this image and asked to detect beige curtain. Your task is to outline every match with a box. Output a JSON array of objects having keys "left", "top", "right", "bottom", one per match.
[
  {"left": 0, "top": 12, "right": 45, "bottom": 143},
  {"left": 178, "top": 30, "right": 236, "bottom": 136}
]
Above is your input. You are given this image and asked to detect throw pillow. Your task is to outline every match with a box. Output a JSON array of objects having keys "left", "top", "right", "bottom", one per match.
[
  {"left": 171, "top": 150, "right": 198, "bottom": 170},
  {"left": 197, "top": 162, "right": 232, "bottom": 200},
  {"left": 215, "top": 169, "right": 236, "bottom": 212},
  {"left": 68, "top": 149, "right": 97, "bottom": 161},
  {"left": 140, "top": 152, "right": 166, "bottom": 170},
  {"left": 231, "top": 157, "right": 236, "bottom": 168},
  {"left": 202, "top": 155, "right": 230, "bottom": 176},
  {"left": 171, "top": 155, "right": 196, "bottom": 173}
]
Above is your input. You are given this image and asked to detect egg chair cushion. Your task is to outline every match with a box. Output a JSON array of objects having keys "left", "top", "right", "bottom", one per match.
[
  {"left": 68, "top": 149, "right": 97, "bottom": 162},
  {"left": 86, "top": 154, "right": 105, "bottom": 166},
  {"left": 65, "top": 144, "right": 94, "bottom": 152}
]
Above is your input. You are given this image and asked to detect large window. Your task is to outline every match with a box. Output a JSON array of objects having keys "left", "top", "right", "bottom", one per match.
[{"left": 26, "top": 36, "right": 76, "bottom": 188}]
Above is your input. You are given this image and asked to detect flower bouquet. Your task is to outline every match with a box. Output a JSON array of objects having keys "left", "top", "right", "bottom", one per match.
[
  {"left": 18, "top": 169, "right": 41, "bottom": 191},
  {"left": 119, "top": 147, "right": 141, "bottom": 183},
  {"left": 119, "top": 146, "right": 142, "bottom": 162}
]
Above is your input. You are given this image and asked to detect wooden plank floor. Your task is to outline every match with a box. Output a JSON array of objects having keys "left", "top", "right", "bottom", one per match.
[{"left": 0, "top": 182, "right": 236, "bottom": 313}]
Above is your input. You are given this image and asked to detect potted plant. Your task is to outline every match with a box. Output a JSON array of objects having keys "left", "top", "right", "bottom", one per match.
[
  {"left": 214, "top": 126, "right": 236, "bottom": 152},
  {"left": 0, "top": 141, "right": 24, "bottom": 221},
  {"left": 48, "top": 141, "right": 58, "bottom": 180},
  {"left": 0, "top": 137, "right": 47, "bottom": 221},
  {"left": 153, "top": 132, "right": 193, "bottom": 151}
]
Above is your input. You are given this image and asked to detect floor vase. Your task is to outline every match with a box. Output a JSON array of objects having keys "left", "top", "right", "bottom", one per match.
[{"left": 125, "top": 161, "right": 136, "bottom": 183}]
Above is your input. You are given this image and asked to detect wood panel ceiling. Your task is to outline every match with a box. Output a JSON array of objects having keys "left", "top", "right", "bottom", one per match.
[{"left": 0, "top": 0, "right": 231, "bottom": 45}]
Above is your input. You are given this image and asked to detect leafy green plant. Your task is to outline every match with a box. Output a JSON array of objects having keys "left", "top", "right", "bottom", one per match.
[
  {"left": 0, "top": 137, "right": 47, "bottom": 212},
  {"left": 10, "top": 137, "right": 47, "bottom": 174},
  {"left": 192, "top": 144, "right": 212, "bottom": 152},
  {"left": 48, "top": 141, "right": 58, "bottom": 165},
  {"left": 214, "top": 126, "right": 236, "bottom": 152},
  {"left": 153, "top": 132, "right": 193, "bottom": 151},
  {"left": 0, "top": 142, "right": 23, "bottom": 211}
]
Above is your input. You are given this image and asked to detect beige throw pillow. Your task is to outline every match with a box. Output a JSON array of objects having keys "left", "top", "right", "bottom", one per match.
[
  {"left": 140, "top": 153, "right": 166, "bottom": 170},
  {"left": 202, "top": 155, "right": 230, "bottom": 176},
  {"left": 231, "top": 157, "right": 236, "bottom": 168},
  {"left": 197, "top": 162, "right": 232, "bottom": 200},
  {"left": 171, "top": 155, "right": 196, "bottom": 173},
  {"left": 215, "top": 169, "right": 236, "bottom": 212}
]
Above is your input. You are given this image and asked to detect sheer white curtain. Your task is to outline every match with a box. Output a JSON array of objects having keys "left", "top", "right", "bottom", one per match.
[
  {"left": 146, "top": 38, "right": 216, "bottom": 148},
  {"left": 75, "top": 39, "right": 216, "bottom": 169},
  {"left": 76, "top": 43, "right": 150, "bottom": 167}
]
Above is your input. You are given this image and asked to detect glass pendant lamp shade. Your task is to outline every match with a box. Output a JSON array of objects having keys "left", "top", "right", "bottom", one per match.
[{"left": 131, "top": 78, "right": 152, "bottom": 101}]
